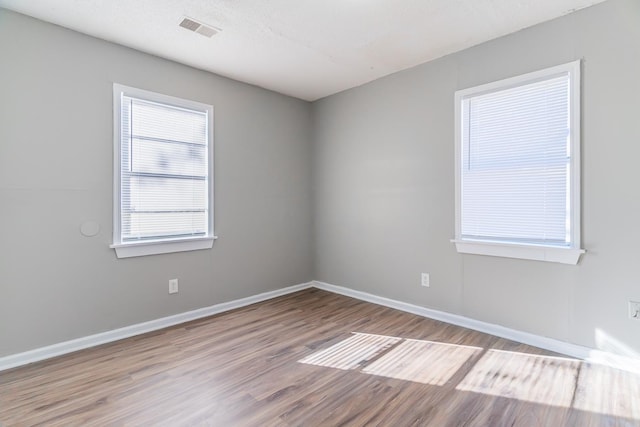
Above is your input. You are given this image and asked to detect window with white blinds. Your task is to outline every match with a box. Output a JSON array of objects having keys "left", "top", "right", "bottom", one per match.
[
  {"left": 111, "top": 84, "right": 215, "bottom": 258},
  {"left": 453, "top": 61, "right": 584, "bottom": 264}
]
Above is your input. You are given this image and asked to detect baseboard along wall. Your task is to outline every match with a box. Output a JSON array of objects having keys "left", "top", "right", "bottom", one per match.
[
  {"left": 2, "top": 280, "right": 639, "bottom": 374},
  {"left": 0, "top": 282, "right": 313, "bottom": 372}
]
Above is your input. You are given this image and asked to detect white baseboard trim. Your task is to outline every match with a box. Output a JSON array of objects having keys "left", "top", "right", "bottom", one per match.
[
  {"left": 0, "top": 282, "right": 313, "bottom": 372},
  {"left": 312, "top": 280, "right": 640, "bottom": 374},
  {"left": 3, "top": 280, "right": 639, "bottom": 375}
]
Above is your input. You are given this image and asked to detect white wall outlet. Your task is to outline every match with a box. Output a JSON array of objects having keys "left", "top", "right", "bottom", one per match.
[
  {"left": 169, "top": 279, "right": 179, "bottom": 294},
  {"left": 629, "top": 301, "right": 640, "bottom": 320},
  {"left": 421, "top": 273, "right": 430, "bottom": 287}
]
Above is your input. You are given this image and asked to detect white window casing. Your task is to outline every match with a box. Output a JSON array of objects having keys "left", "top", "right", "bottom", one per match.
[
  {"left": 111, "top": 84, "right": 216, "bottom": 258},
  {"left": 452, "top": 61, "right": 584, "bottom": 265}
]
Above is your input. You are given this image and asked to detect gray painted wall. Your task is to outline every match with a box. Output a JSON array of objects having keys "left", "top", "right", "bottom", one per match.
[
  {"left": 0, "top": 10, "right": 313, "bottom": 357},
  {"left": 2, "top": 0, "right": 639, "bottom": 360},
  {"left": 313, "top": 0, "right": 640, "bottom": 355}
]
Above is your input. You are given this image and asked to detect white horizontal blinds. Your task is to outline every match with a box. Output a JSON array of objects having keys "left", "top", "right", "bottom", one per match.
[
  {"left": 121, "top": 96, "right": 209, "bottom": 242},
  {"left": 461, "top": 73, "right": 571, "bottom": 246}
]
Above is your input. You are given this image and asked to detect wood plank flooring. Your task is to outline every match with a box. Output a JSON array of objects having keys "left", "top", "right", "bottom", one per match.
[{"left": 1, "top": 288, "right": 639, "bottom": 426}]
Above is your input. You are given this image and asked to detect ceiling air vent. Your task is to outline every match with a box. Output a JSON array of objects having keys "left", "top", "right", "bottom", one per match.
[{"left": 179, "top": 17, "right": 220, "bottom": 38}]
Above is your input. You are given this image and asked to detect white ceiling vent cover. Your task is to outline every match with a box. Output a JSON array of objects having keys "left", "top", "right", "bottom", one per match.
[{"left": 179, "top": 17, "right": 220, "bottom": 38}]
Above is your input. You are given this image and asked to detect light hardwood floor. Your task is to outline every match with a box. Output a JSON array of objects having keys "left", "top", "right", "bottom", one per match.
[{"left": 1, "top": 288, "right": 639, "bottom": 426}]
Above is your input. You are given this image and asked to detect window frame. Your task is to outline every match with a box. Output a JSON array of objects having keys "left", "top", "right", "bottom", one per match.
[
  {"left": 452, "top": 61, "right": 584, "bottom": 265},
  {"left": 111, "top": 83, "right": 216, "bottom": 258}
]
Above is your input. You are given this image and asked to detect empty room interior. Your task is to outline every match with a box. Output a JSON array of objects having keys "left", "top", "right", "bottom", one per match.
[{"left": 1, "top": 0, "right": 640, "bottom": 425}]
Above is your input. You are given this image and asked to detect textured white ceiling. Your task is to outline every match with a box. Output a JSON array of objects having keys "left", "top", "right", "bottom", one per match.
[{"left": 0, "top": 0, "right": 606, "bottom": 101}]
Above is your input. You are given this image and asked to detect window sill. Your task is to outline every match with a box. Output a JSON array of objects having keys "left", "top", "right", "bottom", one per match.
[
  {"left": 110, "top": 236, "right": 217, "bottom": 259},
  {"left": 451, "top": 239, "right": 585, "bottom": 265}
]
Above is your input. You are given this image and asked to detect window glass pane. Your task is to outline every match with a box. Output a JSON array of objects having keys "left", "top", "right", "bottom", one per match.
[
  {"left": 129, "top": 98, "right": 207, "bottom": 145},
  {"left": 131, "top": 138, "right": 207, "bottom": 177},
  {"left": 459, "top": 72, "right": 571, "bottom": 246},
  {"left": 123, "top": 176, "right": 207, "bottom": 212},
  {"left": 466, "top": 76, "right": 568, "bottom": 170},
  {"left": 117, "top": 89, "right": 211, "bottom": 244},
  {"left": 461, "top": 165, "right": 567, "bottom": 244},
  {"left": 123, "top": 212, "right": 207, "bottom": 241}
]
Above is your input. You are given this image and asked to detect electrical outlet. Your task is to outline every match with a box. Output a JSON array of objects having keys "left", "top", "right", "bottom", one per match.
[
  {"left": 169, "top": 279, "right": 179, "bottom": 294},
  {"left": 421, "top": 273, "right": 430, "bottom": 287},
  {"left": 629, "top": 301, "right": 640, "bottom": 320}
]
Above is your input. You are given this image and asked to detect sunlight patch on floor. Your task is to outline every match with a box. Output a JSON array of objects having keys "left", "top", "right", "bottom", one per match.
[
  {"left": 298, "top": 333, "right": 401, "bottom": 370},
  {"left": 573, "top": 362, "right": 640, "bottom": 420},
  {"left": 456, "top": 349, "right": 581, "bottom": 407},
  {"left": 363, "top": 339, "right": 482, "bottom": 386},
  {"left": 298, "top": 332, "right": 640, "bottom": 422}
]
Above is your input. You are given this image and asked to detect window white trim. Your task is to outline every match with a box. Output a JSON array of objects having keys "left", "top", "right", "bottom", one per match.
[
  {"left": 111, "top": 236, "right": 217, "bottom": 259},
  {"left": 451, "top": 239, "right": 585, "bottom": 265},
  {"left": 453, "top": 61, "right": 584, "bottom": 264},
  {"left": 111, "top": 83, "right": 215, "bottom": 258}
]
